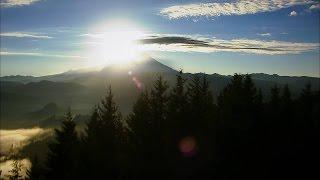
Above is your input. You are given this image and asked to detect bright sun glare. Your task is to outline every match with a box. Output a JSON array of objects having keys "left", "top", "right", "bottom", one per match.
[{"left": 85, "top": 20, "right": 145, "bottom": 67}]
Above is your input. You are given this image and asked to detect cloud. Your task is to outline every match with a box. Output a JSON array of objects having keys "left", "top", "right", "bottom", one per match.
[
  {"left": 0, "top": 51, "right": 87, "bottom": 59},
  {"left": 138, "top": 34, "right": 319, "bottom": 55},
  {"left": 257, "top": 33, "right": 272, "bottom": 36},
  {"left": 0, "top": 0, "right": 41, "bottom": 8},
  {"left": 309, "top": 4, "right": 320, "bottom": 10},
  {"left": 289, "top": 10, "right": 298, "bottom": 16},
  {"left": 0, "top": 32, "right": 52, "bottom": 39},
  {"left": 160, "top": 0, "right": 314, "bottom": 19},
  {"left": 79, "top": 33, "right": 105, "bottom": 38}
]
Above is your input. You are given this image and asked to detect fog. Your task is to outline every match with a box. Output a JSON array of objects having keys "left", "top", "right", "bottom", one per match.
[{"left": 0, "top": 127, "right": 45, "bottom": 154}]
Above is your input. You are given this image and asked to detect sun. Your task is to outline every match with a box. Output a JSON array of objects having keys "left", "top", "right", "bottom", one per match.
[{"left": 84, "top": 20, "right": 145, "bottom": 67}]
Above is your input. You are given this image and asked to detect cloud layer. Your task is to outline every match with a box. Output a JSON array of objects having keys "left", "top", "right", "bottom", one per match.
[
  {"left": 139, "top": 34, "right": 319, "bottom": 55},
  {"left": 0, "top": 32, "right": 52, "bottom": 39},
  {"left": 160, "top": 0, "right": 314, "bottom": 19},
  {"left": 0, "top": 51, "right": 87, "bottom": 59},
  {"left": 309, "top": 4, "right": 320, "bottom": 10},
  {"left": 0, "top": 0, "right": 41, "bottom": 8}
]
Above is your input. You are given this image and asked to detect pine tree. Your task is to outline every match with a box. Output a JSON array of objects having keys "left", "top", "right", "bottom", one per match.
[
  {"left": 149, "top": 76, "right": 169, "bottom": 176},
  {"left": 281, "top": 84, "right": 292, "bottom": 107},
  {"left": 280, "top": 84, "right": 293, "bottom": 128},
  {"left": 44, "top": 108, "right": 79, "bottom": 180},
  {"left": 127, "top": 91, "right": 152, "bottom": 176},
  {"left": 216, "top": 74, "right": 263, "bottom": 177},
  {"left": 166, "top": 70, "right": 189, "bottom": 176},
  {"left": 243, "top": 74, "right": 257, "bottom": 106},
  {"left": 96, "top": 86, "right": 123, "bottom": 179},
  {"left": 81, "top": 106, "right": 101, "bottom": 179},
  {"left": 26, "top": 156, "right": 42, "bottom": 180},
  {"left": 270, "top": 85, "right": 280, "bottom": 109},
  {"left": 217, "top": 74, "right": 245, "bottom": 130},
  {"left": 150, "top": 76, "right": 169, "bottom": 127},
  {"left": 186, "top": 74, "right": 202, "bottom": 134},
  {"left": 168, "top": 70, "right": 187, "bottom": 139},
  {"left": 128, "top": 91, "right": 151, "bottom": 141},
  {"left": 299, "top": 84, "right": 313, "bottom": 127}
]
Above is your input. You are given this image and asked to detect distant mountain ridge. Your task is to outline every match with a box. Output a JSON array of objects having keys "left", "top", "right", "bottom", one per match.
[
  {"left": 1, "top": 57, "right": 319, "bottom": 128},
  {"left": 1, "top": 59, "right": 319, "bottom": 88}
]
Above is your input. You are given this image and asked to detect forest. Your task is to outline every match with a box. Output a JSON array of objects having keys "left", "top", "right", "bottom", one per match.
[{"left": 6, "top": 71, "right": 319, "bottom": 179}]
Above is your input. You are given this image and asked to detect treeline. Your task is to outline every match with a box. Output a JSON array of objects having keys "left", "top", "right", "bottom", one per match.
[{"left": 23, "top": 72, "right": 319, "bottom": 179}]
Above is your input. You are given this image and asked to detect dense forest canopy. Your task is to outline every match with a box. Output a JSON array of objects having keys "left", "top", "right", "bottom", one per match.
[{"left": 5, "top": 72, "right": 320, "bottom": 179}]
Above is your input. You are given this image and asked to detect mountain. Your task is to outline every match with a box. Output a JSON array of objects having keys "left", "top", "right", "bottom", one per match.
[
  {"left": 1, "top": 57, "right": 319, "bottom": 128},
  {"left": 25, "top": 102, "right": 59, "bottom": 120}
]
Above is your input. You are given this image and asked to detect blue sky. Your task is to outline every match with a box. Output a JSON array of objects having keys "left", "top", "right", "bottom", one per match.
[{"left": 1, "top": 0, "right": 319, "bottom": 77}]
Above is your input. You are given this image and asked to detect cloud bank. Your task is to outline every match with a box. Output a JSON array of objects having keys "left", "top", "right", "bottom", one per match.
[
  {"left": 160, "top": 0, "right": 314, "bottom": 19},
  {"left": 0, "top": 0, "right": 41, "bottom": 8},
  {"left": 0, "top": 51, "right": 87, "bottom": 59},
  {"left": 0, "top": 32, "right": 52, "bottom": 39},
  {"left": 139, "top": 34, "right": 319, "bottom": 55},
  {"left": 309, "top": 4, "right": 320, "bottom": 10}
]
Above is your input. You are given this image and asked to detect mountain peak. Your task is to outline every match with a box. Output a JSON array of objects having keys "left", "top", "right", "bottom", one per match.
[{"left": 99, "top": 57, "right": 176, "bottom": 75}]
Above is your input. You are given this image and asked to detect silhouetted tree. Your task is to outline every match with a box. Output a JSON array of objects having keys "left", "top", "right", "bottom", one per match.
[
  {"left": 168, "top": 70, "right": 187, "bottom": 138},
  {"left": 127, "top": 91, "right": 152, "bottom": 177},
  {"left": 149, "top": 76, "right": 169, "bottom": 177},
  {"left": 94, "top": 86, "right": 123, "bottom": 179},
  {"left": 44, "top": 108, "right": 79, "bottom": 180},
  {"left": 29, "top": 73, "right": 319, "bottom": 179},
  {"left": 26, "top": 156, "right": 42, "bottom": 180}
]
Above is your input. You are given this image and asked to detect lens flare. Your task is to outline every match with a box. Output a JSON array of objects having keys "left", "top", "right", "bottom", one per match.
[
  {"left": 128, "top": 70, "right": 143, "bottom": 90},
  {"left": 179, "top": 136, "right": 197, "bottom": 157}
]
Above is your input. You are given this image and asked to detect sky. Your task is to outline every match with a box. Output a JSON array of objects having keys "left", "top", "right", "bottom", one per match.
[{"left": 0, "top": 0, "right": 319, "bottom": 77}]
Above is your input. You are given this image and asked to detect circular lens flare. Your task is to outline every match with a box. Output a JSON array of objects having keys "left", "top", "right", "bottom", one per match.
[{"left": 179, "top": 136, "right": 197, "bottom": 157}]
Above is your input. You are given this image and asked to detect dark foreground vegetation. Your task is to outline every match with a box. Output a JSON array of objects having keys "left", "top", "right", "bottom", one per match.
[{"left": 10, "top": 72, "right": 319, "bottom": 179}]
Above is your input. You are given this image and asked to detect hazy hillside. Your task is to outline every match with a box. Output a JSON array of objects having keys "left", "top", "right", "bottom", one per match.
[{"left": 1, "top": 57, "right": 319, "bottom": 128}]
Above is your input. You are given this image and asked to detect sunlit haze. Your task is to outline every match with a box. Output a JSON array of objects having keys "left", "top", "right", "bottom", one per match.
[{"left": 83, "top": 20, "right": 146, "bottom": 67}]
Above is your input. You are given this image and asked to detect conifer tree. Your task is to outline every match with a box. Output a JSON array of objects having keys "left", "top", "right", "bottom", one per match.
[
  {"left": 281, "top": 84, "right": 293, "bottom": 121},
  {"left": 96, "top": 86, "right": 123, "bottom": 179},
  {"left": 81, "top": 106, "right": 101, "bottom": 179},
  {"left": 186, "top": 75, "right": 202, "bottom": 134},
  {"left": 299, "top": 84, "right": 313, "bottom": 127},
  {"left": 127, "top": 91, "right": 152, "bottom": 176},
  {"left": 128, "top": 91, "right": 151, "bottom": 141},
  {"left": 44, "top": 108, "right": 79, "bottom": 180},
  {"left": 168, "top": 70, "right": 187, "bottom": 140},
  {"left": 149, "top": 76, "right": 169, "bottom": 176},
  {"left": 270, "top": 85, "right": 280, "bottom": 109},
  {"left": 26, "top": 156, "right": 42, "bottom": 180}
]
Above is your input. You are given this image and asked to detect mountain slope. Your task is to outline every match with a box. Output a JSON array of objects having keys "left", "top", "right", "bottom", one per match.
[{"left": 1, "top": 57, "right": 319, "bottom": 128}]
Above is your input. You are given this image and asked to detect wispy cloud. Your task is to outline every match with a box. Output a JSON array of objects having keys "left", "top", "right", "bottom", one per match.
[
  {"left": 79, "top": 33, "right": 106, "bottom": 38},
  {"left": 139, "top": 34, "right": 319, "bottom": 55},
  {"left": 160, "top": 0, "right": 314, "bottom": 19},
  {"left": 257, "top": 33, "right": 272, "bottom": 36},
  {"left": 0, "top": 51, "right": 87, "bottom": 59},
  {"left": 309, "top": 4, "right": 320, "bottom": 10},
  {"left": 0, "top": 32, "right": 52, "bottom": 39},
  {"left": 289, "top": 10, "right": 298, "bottom": 16},
  {"left": 0, "top": 0, "right": 41, "bottom": 8}
]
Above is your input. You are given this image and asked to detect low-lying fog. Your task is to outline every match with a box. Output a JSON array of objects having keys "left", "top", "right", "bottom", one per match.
[{"left": 0, "top": 127, "right": 50, "bottom": 179}]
